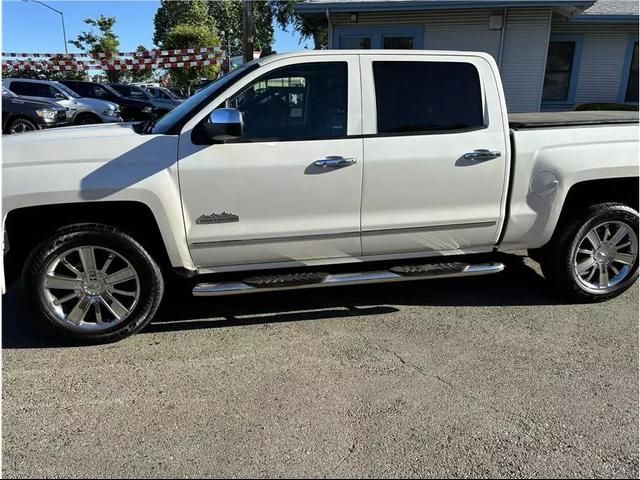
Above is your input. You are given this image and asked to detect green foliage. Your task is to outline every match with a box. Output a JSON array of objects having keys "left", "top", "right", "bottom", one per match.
[
  {"left": 153, "top": 1, "right": 323, "bottom": 55},
  {"left": 575, "top": 103, "right": 639, "bottom": 111},
  {"left": 69, "top": 15, "right": 122, "bottom": 82},
  {"left": 163, "top": 24, "right": 220, "bottom": 95},
  {"left": 208, "top": 0, "right": 275, "bottom": 55},
  {"left": 270, "top": 0, "right": 327, "bottom": 49},
  {"left": 153, "top": 0, "right": 216, "bottom": 48}
]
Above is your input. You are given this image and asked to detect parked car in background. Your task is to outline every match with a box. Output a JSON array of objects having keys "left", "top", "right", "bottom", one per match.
[
  {"left": 2, "top": 78, "right": 121, "bottom": 125},
  {"left": 2, "top": 87, "right": 67, "bottom": 134},
  {"left": 145, "top": 85, "right": 185, "bottom": 103},
  {"left": 109, "top": 83, "right": 181, "bottom": 116},
  {"left": 166, "top": 86, "right": 187, "bottom": 98},
  {"left": 59, "top": 80, "right": 156, "bottom": 122}
]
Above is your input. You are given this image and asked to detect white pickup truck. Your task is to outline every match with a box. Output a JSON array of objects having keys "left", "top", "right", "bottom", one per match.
[{"left": 3, "top": 50, "right": 638, "bottom": 342}]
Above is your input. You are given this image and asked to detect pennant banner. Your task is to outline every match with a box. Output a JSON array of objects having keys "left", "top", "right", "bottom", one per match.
[
  {"left": 2, "top": 46, "right": 221, "bottom": 58},
  {"left": 2, "top": 47, "right": 225, "bottom": 72},
  {"left": 2, "top": 58, "right": 221, "bottom": 72}
]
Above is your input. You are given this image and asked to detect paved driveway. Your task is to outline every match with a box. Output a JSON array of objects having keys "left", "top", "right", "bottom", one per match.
[{"left": 3, "top": 254, "right": 638, "bottom": 478}]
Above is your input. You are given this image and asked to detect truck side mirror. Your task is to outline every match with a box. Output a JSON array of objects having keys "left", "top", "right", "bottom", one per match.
[{"left": 201, "top": 108, "right": 243, "bottom": 143}]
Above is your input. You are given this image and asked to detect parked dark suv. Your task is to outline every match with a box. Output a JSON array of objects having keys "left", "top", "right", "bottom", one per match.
[
  {"left": 59, "top": 80, "right": 157, "bottom": 121},
  {"left": 2, "top": 87, "right": 67, "bottom": 134},
  {"left": 109, "top": 83, "right": 181, "bottom": 116}
]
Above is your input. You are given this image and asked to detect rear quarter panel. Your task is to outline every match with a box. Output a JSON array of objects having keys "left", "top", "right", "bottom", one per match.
[{"left": 500, "top": 124, "right": 639, "bottom": 250}]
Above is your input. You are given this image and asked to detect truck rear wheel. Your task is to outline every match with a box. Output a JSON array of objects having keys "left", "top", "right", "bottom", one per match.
[
  {"left": 22, "top": 224, "right": 164, "bottom": 343},
  {"left": 540, "top": 202, "right": 638, "bottom": 302}
]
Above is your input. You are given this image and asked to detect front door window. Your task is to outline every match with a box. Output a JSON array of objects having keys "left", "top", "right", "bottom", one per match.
[{"left": 228, "top": 62, "right": 348, "bottom": 141}]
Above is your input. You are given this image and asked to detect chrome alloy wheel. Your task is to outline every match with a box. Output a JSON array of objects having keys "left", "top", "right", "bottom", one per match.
[
  {"left": 573, "top": 221, "right": 638, "bottom": 294},
  {"left": 41, "top": 246, "right": 140, "bottom": 331}
]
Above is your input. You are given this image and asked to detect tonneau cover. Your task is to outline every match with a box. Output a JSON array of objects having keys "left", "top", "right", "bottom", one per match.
[{"left": 509, "top": 111, "right": 639, "bottom": 129}]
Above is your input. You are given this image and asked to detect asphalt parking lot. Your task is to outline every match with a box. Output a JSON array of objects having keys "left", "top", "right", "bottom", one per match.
[{"left": 2, "top": 253, "right": 638, "bottom": 478}]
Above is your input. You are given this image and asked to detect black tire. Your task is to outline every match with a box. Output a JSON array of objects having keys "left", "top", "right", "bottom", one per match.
[
  {"left": 6, "top": 117, "right": 37, "bottom": 134},
  {"left": 74, "top": 113, "right": 101, "bottom": 125},
  {"left": 22, "top": 224, "right": 164, "bottom": 343},
  {"left": 539, "top": 202, "right": 639, "bottom": 302}
]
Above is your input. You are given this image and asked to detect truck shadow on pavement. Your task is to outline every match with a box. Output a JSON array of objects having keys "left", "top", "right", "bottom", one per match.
[{"left": 2, "top": 254, "right": 573, "bottom": 349}]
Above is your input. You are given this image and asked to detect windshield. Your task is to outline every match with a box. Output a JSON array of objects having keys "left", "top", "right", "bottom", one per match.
[
  {"left": 56, "top": 83, "right": 81, "bottom": 98},
  {"left": 152, "top": 61, "right": 260, "bottom": 135}
]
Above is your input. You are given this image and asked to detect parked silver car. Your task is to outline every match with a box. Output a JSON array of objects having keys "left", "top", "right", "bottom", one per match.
[{"left": 2, "top": 78, "right": 122, "bottom": 125}]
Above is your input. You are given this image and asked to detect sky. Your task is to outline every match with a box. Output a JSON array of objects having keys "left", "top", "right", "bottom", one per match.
[{"left": 1, "top": 0, "right": 313, "bottom": 54}]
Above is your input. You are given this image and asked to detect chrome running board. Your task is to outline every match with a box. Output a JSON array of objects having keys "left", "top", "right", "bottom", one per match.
[{"left": 192, "top": 262, "right": 504, "bottom": 297}]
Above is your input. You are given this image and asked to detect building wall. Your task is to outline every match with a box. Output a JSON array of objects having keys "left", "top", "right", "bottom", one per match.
[
  {"left": 499, "top": 8, "right": 552, "bottom": 112},
  {"left": 543, "top": 20, "right": 638, "bottom": 111},
  {"left": 331, "top": 8, "right": 552, "bottom": 112}
]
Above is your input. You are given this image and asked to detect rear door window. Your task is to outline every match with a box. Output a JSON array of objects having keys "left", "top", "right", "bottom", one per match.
[{"left": 372, "top": 61, "right": 484, "bottom": 134}]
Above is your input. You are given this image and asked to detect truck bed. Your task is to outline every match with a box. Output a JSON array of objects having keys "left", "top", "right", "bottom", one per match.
[{"left": 509, "top": 111, "right": 639, "bottom": 129}]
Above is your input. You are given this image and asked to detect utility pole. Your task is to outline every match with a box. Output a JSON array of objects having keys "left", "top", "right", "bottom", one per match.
[{"left": 242, "top": 0, "right": 255, "bottom": 64}]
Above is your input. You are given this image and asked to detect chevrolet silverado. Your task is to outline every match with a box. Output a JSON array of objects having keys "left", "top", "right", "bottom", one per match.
[{"left": 3, "top": 50, "right": 638, "bottom": 342}]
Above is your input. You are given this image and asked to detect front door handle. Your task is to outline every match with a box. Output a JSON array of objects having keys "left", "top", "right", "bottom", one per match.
[
  {"left": 314, "top": 156, "right": 357, "bottom": 168},
  {"left": 463, "top": 149, "right": 502, "bottom": 161}
]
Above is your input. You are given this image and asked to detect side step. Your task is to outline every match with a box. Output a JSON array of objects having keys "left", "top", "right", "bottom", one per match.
[{"left": 192, "top": 262, "right": 504, "bottom": 297}]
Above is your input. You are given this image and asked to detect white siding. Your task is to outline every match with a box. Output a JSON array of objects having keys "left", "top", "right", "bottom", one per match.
[
  {"left": 544, "top": 21, "right": 638, "bottom": 110},
  {"left": 331, "top": 8, "right": 553, "bottom": 112},
  {"left": 421, "top": 10, "right": 502, "bottom": 60},
  {"left": 499, "top": 8, "right": 552, "bottom": 112}
]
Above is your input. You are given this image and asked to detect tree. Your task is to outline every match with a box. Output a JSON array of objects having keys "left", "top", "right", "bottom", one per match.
[
  {"left": 69, "top": 15, "right": 122, "bottom": 82},
  {"left": 163, "top": 24, "right": 220, "bottom": 95},
  {"left": 153, "top": 0, "right": 216, "bottom": 48},
  {"left": 242, "top": 0, "right": 255, "bottom": 63},
  {"left": 154, "top": 0, "right": 275, "bottom": 55},
  {"left": 271, "top": 0, "right": 327, "bottom": 49},
  {"left": 208, "top": 0, "right": 275, "bottom": 56},
  {"left": 152, "top": 1, "right": 325, "bottom": 62}
]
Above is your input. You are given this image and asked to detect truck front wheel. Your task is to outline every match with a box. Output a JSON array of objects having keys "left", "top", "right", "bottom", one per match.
[
  {"left": 540, "top": 202, "right": 638, "bottom": 302},
  {"left": 22, "top": 224, "right": 164, "bottom": 342}
]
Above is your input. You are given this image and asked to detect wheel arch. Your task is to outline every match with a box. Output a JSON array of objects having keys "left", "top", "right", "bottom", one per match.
[
  {"left": 73, "top": 111, "right": 102, "bottom": 125},
  {"left": 3, "top": 200, "right": 186, "bottom": 285},
  {"left": 3, "top": 114, "right": 38, "bottom": 134},
  {"left": 530, "top": 176, "right": 638, "bottom": 254},
  {"left": 557, "top": 177, "right": 638, "bottom": 224}
]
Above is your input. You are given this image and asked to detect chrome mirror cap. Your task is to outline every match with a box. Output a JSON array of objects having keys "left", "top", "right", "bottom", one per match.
[{"left": 209, "top": 108, "right": 242, "bottom": 125}]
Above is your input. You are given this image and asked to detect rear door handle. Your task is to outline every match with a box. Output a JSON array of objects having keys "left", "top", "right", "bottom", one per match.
[
  {"left": 463, "top": 149, "right": 502, "bottom": 161},
  {"left": 314, "top": 156, "right": 357, "bottom": 168}
]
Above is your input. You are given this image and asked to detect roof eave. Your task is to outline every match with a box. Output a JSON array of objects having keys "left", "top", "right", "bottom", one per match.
[{"left": 295, "top": 1, "right": 595, "bottom": 14}]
